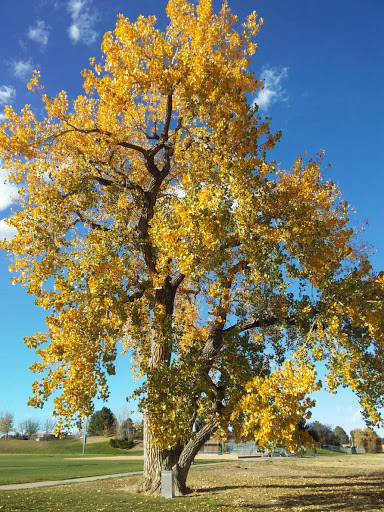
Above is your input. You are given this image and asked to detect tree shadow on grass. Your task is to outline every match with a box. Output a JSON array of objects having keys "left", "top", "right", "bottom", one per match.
[{"left": 195, "top": 475, "right": 384, "bottom": 511}]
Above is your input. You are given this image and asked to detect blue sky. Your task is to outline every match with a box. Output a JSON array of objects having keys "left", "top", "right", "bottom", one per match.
[{"left": 0, "top": 0, "right": 383, "bottom": 436}]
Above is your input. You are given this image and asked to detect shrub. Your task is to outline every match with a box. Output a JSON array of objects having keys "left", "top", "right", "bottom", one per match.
[{"left": 109, "top": 438, "right": 134, "bottom": 450}]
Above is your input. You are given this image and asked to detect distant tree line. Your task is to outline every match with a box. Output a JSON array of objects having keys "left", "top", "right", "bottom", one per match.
[
  {"left": 351, "top": 428, "right": 382, "bottom": 453},
  {"left": 85, "top": 407, "right": 143, "bottom": 450},
  {"left": 0, "top": 412, "right": 14, "bottom": 439},
  {"left": 306, "top": 421, "right": 349, "bottom": 446},
  {"left": 301, "top": 420, "right": 383, "bottom": 453},
  {"left": 0, "top": 407, "right": 143, "bottom": 442},
  {"left": 0, "top": 411, "right": 56, "bottom": 440},
  {"left": 3, "top": 408, "right": 381, "bottom": 455}
]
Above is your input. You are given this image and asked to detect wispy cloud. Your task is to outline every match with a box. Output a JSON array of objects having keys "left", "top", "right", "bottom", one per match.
[
  {"left": 0, "top": 85, "right": 16, "bottom": 106},
  {"left": 11, "top": 59, "right": 34, "bottom": 81},
  {"left": 67, "top": 0, "right": 98, "bottom": 45},
  {"left": 0, "top": 218, "right": 17, "bottom": 241},
  {"left": 28, "top": 20, "right": 50, "bottom": 47},
  {"left": 253, "top": 67, "right": 289, "bottom": 111}
]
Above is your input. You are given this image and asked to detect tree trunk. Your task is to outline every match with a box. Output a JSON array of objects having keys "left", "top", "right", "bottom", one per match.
[
  {"left": 135, "top": 305, "right": 219, "bottom": 496},
  {"left": 135, "top": 415, "right": 182, "bottom": 494},
  {"left": 136, "top": 418, "right": 217, "bottom": 495},
  {"left": 173, "top": 422, "right": 218, "bottom": 494}
]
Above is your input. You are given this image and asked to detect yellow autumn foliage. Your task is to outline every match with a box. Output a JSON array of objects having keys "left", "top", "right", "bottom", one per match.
[
  {"left": 232, "top": 361, "right": 321, "bottom": 453},
  {"left": 0, "top": 0, "right": 383, "bottom": 452}
]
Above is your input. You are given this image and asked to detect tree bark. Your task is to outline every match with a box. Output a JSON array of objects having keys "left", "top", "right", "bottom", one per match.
[
  {"left": 136, "top": 415, "right": 182, "bottom": 494},
  {"left": 173, "top": 422, "right": 218, "bottom": 494},
  {"left": 136, "top": 418, "right": 217, "bottom": 495}
]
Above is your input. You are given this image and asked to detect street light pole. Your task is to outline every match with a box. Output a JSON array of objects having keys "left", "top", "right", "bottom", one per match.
[{"left": 82, "top": 417, "right": 87, "bottom": 456}]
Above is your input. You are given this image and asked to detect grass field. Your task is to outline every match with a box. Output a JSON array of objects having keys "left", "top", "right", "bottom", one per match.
[
  {"left": 0, "top": 438, "right": 230, "bottom": 487},
  {"left": 0, "top": 438, "right": 143, "bottom": 456},
  {"left": 0, "top": 454, "right": 143, "bottom": 485},
  {"left": 0, "top": 437, "right": 144, "bottom": 485},
  {"left": 1, "top": 453, "right": 384, "bottom": 511}
]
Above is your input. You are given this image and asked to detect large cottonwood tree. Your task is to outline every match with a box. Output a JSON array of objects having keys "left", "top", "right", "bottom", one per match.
[{"left": 1, "top": 0, "right": 384, "bottom": 495}]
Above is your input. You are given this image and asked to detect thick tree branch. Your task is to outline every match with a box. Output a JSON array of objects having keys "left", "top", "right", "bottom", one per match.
[
  {"left": 116, "top": 140, "right": 148, "bottom": 156},
  {"left": 195, "top": 261, "right": 249, "bottom": 415},
  {"left": 46, "top": 122, "right": 148, "bottom": 158},
  {"left": 91, "top": 174, "right": 145, "bottom": 194},
  {"left": 177, "top": 421, "right": 218, "bottom": 469},
  {"left": 124, "top": 287, "right": 147, "bottom": 303},
  {"left": 91, "top": 175, "right": 114, "bottom": 187},
  {"left": 160, "top": 94, "right": 173, "bottom": 141},
  {"left": 74, "top": 211, "right": 110, "bottom": 232},
  {"left": 223, "top": 315, "right": 296, "bottom": 334},
  {"left": 135, "top": 95, "right": 175, "bottom": 271},
  {"left": 209, "top": 260, "right": 248, "bottom": 333},
  {"left": 142, "top": 94, "right": 174, "bottom": 178},
  {"left": 199, "top": 261, "right": 249, "bottom": 366},
  {"left": 170, "top": 272, "right": 185, "bottom": 289},
  {"left": 223, "top": 306, "right": 320, "bottom": 335}
]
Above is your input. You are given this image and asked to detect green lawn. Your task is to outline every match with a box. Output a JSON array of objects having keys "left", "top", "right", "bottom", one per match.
[
  {"left": 0, "top": 438, "right": 145, "bottom": 486},
  {"left": 0, "top": 455, "right": 143, "bottom": 485},
  {"left": 0, "top": 438, "right": 143, "bottom": 456},
  {"left": 0, "top": 439, "right": 231, "bottom": 486},
  {"left": 1, "top": 455, "right": 384, "bottom": 512}
]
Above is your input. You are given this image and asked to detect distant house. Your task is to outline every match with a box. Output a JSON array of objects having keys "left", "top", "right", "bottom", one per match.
[{"left": 32, "top": 432, "right": 71, "bottom": 441}]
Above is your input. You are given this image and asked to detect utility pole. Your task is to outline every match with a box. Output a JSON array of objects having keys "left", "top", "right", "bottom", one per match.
[{"left": 82, "top": 417, "right": 87, "bottom": 456}]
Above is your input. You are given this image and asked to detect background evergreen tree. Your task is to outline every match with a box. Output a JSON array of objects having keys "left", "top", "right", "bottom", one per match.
[
  {"left": 334, "top": 426, "right": 349, "bottom": 445},
  {"left": 88, "top": 407, "right": 116, "bottom": 436},
  {"left": 308, "top": 421, "right": 338, "bottom": 446}
]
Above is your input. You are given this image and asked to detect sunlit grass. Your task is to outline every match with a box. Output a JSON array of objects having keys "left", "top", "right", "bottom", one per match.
[
  {"left": 0, "top": 438, "right": 143, "bottom": 456},
  {"left": 1, "top": 454, "right": 384, "bottom": 511},
  {"left": 0, "top": 455, "right": 143, "bottom": 485}
]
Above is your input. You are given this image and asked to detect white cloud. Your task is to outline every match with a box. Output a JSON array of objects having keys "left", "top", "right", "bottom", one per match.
[
  {"left": 0, "top": 85, "right": 16, "bottom": 106},
  {"left": 12, "top": 59, "right": 34, "bottom": 81},
  {"left": 253, "top": 67, "right": 288, "bottom": 111},
  {"left": 0, "top": 218, "right": 17, "bottom": 240},
  {"left": 67, "top": 0, "right": 98, "bottom": 45},
  {"left": 28, "top": 20, "right": 50, "bottom": 47},
  {"left": 346, "top": 409, "right": 365, "bottom": 427},
  {"left": 0, "top": 167, "right": 19, "bottom": 211},
  {"left": 172, "top": 184, "right": 186, "bottom": 200},
  {"left": 69, "top": 0, "right": 85, "bottom": 17}
]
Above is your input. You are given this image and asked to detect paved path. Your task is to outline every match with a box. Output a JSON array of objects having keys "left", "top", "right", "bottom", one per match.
[
  {"left": 0, "top": 461, "right": 240, "bottom": 491},
  {"left": 0, "top": 457, "right": 296, "bottom": 491}
]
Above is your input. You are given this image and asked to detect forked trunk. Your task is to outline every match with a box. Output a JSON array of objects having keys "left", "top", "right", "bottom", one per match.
[
  {"left": 136, "top": 415, "right": 182, "bottom": 494},
  {"left": 136, "top": 418, "right": 217, "bottom": 495},
  {"left": 135, "top": 327, "right": 218, "bottom": 495}
]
